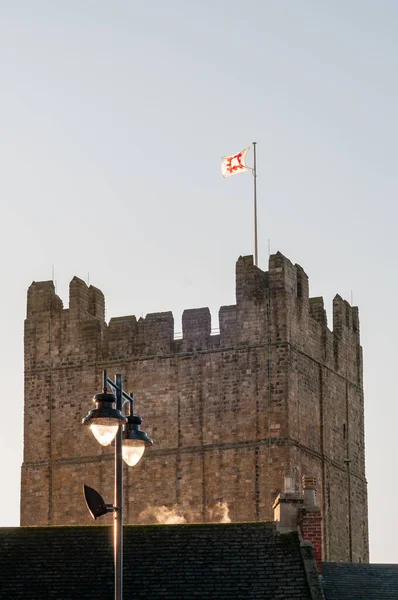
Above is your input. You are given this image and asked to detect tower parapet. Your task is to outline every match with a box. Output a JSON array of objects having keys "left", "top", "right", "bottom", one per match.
[{"left": 24, "top": 253, "right": 361, "bottom": 367}]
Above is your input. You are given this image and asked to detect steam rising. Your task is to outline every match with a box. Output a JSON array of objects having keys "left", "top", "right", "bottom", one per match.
[
  {"left": 139, "top": 505, "right": 187, "bottom": 524},
  {"left": 206, "top": 501, "right": 231, "bottom": 523},
  {"left": 138, "top": 502, "right": 231, "bottom": 524}
]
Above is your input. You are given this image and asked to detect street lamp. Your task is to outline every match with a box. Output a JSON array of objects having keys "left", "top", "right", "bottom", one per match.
[{"left": 82, "top": 371, "right": 153, "bottom": 600}]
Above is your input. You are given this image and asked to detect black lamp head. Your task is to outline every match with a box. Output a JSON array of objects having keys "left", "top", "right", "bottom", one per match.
[
  {"left": 124, "top": 415, "right": 153, "bottom": 446},
  {"left": 82, "top": 391, "right": 127, "bottom": 426}
]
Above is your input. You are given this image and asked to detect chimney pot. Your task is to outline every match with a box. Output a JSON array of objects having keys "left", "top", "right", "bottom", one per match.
[
  {"left": 302, "top": 475, "right": 317, "bottom": 508},
  {"left": 302, "top": 475, "right": 316, "bottom": 490},
  {"left": 284, "top": 475, "right": 296, "bottom": 493}
]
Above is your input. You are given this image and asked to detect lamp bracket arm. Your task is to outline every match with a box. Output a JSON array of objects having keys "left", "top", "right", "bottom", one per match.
[
  {"left": 106, "top": 375, "right": 134, "bottom": 408},
  {"left": 122, "top": 395, "right": 134, "bottom": 416}
]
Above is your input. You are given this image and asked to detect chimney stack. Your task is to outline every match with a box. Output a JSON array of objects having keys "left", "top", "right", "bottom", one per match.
[
  {"left": 298, "top": 476, "right": 322, "bottom": 572},
  {"left": 272, "top": 476, "right": 303, "bottom": 533},
  {"left": 273, "top": 474, "right": 323, "bottom": 572}
]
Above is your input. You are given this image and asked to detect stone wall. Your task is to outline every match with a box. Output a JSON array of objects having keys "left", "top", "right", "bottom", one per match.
[{"left": 21, "top": 252, "right": 369, "bottom": 561}]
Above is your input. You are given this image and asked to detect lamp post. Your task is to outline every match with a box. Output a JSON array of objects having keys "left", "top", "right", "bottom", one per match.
[{"left": 82, "top": 371, "right": 153, "bottom": 600}]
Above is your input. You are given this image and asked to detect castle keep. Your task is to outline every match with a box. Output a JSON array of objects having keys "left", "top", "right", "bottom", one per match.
[{"left": 21, "top": 252, "right": 368, "bottom": 562}]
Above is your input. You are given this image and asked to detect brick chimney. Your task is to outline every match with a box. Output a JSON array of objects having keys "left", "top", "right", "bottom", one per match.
[
  {"left": 273, "top": 475, "right": 323, "bottom": 572},
  {"left": 298, "top": 476, "right": 322, "bottom": 572}
]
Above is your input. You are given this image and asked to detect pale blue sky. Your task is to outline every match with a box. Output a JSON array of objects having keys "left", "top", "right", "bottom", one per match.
[{"left": 1, "top": 1, "right": 397, "bottom": 562}]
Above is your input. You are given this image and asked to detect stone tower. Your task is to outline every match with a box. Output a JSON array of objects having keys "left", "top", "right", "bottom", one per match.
[{"left": 21, "top": 252, "right": 368, "bottom": 562}]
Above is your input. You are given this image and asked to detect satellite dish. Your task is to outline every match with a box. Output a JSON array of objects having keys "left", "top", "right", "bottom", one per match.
[{"left": 83, "top": 484, "right": 113, "bottom": 520}]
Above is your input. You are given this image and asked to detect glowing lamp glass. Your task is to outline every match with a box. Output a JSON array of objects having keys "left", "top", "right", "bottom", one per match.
[
  {"left": 122, "top": 439, "right": 145, "bottom": 466},
  {"left": 90, "top": 419, "right": 119, "bottom": 446}
]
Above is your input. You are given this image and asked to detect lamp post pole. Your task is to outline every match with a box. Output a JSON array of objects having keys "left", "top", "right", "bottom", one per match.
[
  {"left": 82, "top": 371, "right": 153, "bottom": 600},
  {"left": 115, "top": 373, "right": 123, "bottom": 600}
]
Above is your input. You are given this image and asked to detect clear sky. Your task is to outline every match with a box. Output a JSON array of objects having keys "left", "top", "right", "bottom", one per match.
[{"left": 0, "top": 1, "right": 397, "bottom": 562}]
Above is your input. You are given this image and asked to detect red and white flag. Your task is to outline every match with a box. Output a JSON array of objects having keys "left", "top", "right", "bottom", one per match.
[{"left": 221, "top": 147, "right": 252, "bottom": 178}]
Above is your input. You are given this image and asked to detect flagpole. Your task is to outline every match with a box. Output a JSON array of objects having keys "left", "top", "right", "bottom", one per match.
[{"left": 253, "top": 141, "right": 258, "bottom": 266}]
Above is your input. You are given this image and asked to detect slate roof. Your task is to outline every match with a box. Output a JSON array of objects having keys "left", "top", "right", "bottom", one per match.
[
  {"left": 0, "top": 522, "right": 323, "bottom": 599},
  {"left": 322, "top": 563, "right": 398, "bottom": 600}
]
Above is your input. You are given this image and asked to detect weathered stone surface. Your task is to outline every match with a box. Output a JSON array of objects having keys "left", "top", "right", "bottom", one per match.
[{"left": 21, "top": 252, "right": 368, "bottom": 562}]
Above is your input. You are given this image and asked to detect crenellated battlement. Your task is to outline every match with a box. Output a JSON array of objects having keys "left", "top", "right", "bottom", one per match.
[
  {"left": 27, "top": 280, "right": 64, "bottom": 316},
  {"left": 333, "top": 294, "right": 359, "bottom": 336},
  {"left": 69, "top": 276, "right": 105, "bottom": 320},
  {"left": 25, "top": 252, "right": 361, "bottom": 373},
  {"left": 26, "top": 277, "right": 105, "bottom": 320}
]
